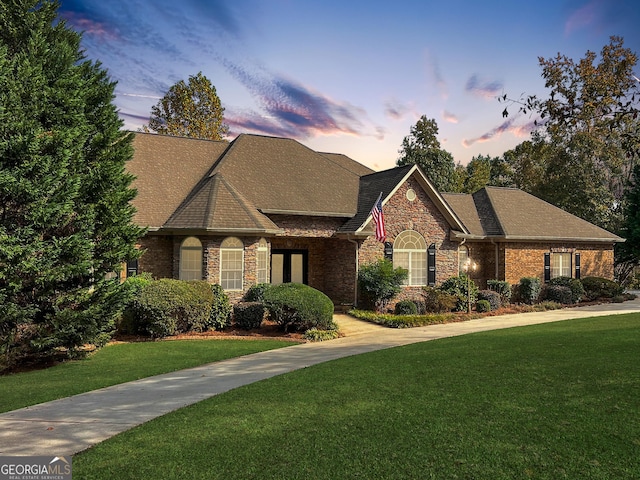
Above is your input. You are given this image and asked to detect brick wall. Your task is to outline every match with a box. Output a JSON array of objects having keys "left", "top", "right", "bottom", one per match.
[
  {"left": 359, "top": 178, "right": 458, "bottom": 305},
  {"left": 503, "top": 242, "right": 615, "bottom": 285},
  {"left": 137, "top": 235, "right": 173, "bottom": 278}
]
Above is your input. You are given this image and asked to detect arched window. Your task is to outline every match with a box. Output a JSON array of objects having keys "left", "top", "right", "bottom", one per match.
[
  {"left": 180, "top": 237, "right": 202, "bottom": 281},
  {"left": 393, "top": 230, "right": 427, "bottom": 286},
  {"left": 221, "top": 237, "right": 244, "bottom": 290},
  {"left": 256, "top": 238, "right": 269, "bottom": 284},
  {"left": 458, "top": 245, "right": 469, "bottom": 273}
]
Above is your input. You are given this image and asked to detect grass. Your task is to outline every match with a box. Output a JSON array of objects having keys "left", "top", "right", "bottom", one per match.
[
  {"left": 73, "top": 313, "right": 640, "bottom": 479},
  {"left": 0, "top": 339, "right": 295, "bottom": 413}
]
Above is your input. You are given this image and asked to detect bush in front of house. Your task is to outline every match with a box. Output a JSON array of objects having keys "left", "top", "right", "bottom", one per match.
[
  {"left": 243, "top": 283, "right": 273, "bottom": 303},
  {"left": 544, "top": 285, "right": 574, "bottom": 305},
  {"left": 130, "top": 279, "right": 213, "bottom": 338},
  {"left": 581, "top": 276, "right": 624, "bottom": 301},
  {"left": 208, "top": 284, "right": 232, "bottom": 330},
  {"left": 394, "top": 300, "right": 418, "bottom": 315},
  {"left": 516, "top": 277, "right": 541, "bottom": 304},
  {"left": 439, "top": 274, "right": 479, "bottom": 312},
  {"left": 117, "top": 273, "right": 154, "bottom": 334},
  {"left": 476, "top": 299, "right": 491, "bottom": 313},
  {"left": 263, "top": 283, "right": 334, "bottom": 332},
  {"left": 487, "top": 280, "right": 511, "bottom": 304},
  {"left": 548, "top": 276, "right": 585, "bottom": 304},
  {"left": 421, "top": 287, "right": 457, "bottom": 313},
  {"left": 357, "top": 259, "right": 408, "bottom": 312},
  {"left": 477, "top": 290, "right": 501, "bottom": 311},
  {"left": 233, "top": 302, "right": 266, "bottom": 330}
]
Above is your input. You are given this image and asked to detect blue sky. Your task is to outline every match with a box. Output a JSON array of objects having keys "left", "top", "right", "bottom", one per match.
[{"left": 59, "top": 0, "right": 640, "bottom": 170}]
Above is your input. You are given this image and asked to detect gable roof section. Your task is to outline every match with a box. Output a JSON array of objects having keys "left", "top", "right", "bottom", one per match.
[
  {"left": 339, "top": 164, "right": 467, "bottom": 235},
  {"left": 128, "top": 133, "right": 229, "bottom": 229},
  {"left": 484, "top": 187, "right": 622, "bottom": 242},
  {"left": 163, "top": 174, "right": 281, "bottom": 233},
  {"left": 209, "top": 134, "right": 363, "bottom": 216},
  {"left": 443, "top": 186, "right": 623, "bottom": 243}
]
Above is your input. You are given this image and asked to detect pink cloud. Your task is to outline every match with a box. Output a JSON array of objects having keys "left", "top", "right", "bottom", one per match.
[
  {"left": 62, "top": 12, "right": 119, "bottom": 40},
  {"left": 443, "top": 110, "right": 459, "bottom": 124},
  {"left": 565, "top": 0, "right": 600, "bottom": 36},
  {"left": 462, "top": 117, "right": 539, "bottom": 147},
  {"left": 465, "top": 75, "right": 503, "bottom": 99}
]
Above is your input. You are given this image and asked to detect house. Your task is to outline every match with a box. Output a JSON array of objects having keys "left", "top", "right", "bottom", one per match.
[{"left": 127, "top": 132, "right": 623, "bottom": 307}]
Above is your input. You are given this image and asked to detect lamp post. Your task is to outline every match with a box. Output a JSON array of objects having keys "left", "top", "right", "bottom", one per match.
[{"left": 463, "top": 258, "right": 477, "bottom": 314}]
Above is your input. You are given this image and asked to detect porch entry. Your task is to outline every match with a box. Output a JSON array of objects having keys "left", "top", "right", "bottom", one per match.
[{"left": 271, "top": 249, "right": 308, "bottom": 284}]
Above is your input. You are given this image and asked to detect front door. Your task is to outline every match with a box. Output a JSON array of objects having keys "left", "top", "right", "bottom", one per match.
[{"left": 271, "top": 249, "right": 308, "bottom": 284}]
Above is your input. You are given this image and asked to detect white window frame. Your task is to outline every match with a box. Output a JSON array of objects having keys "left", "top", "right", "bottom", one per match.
[
  {"left": 256, "top": 238, "right": 269, "bottom": 284},
  {"left": 551, "top": 252, "right": 572, "bottom": 279},
  {"left": 220, "top": 237, "right": 244, "bottom": 291},
  {"left": 179, "top": 237, "right": 202, "bottom": 281},
  {"left": 393, "top": 230, "right": 427, "bottom": 286}
]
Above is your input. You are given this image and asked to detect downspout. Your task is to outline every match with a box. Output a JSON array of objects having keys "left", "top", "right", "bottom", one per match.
[{"left": 347, "top": 236, "right": 360, "bottom": 308}]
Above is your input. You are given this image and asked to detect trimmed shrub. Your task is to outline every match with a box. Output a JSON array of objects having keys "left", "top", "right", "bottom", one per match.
[
  {"left": 243, "top": 283, "right": 273, "bottom": 302},
  {"left": 185, "top": 281, "right": 216, "bottom": 331},
  {"left": 358, "top": 259, "right": 408, "bottom": 312},
  {"left": 304, "top": 323, "right": 340, "bottom": 341},
  {"left": 421, "top": 287, "right": 457, "bottom": 313},
  {"left": 394, "top": 300, "right": 418, "bottom": 315},
  {"left": 548, "top": 276, "right": 585, "bottom": 304},
  {"left": 581, "top": 276, "right": 624, "bottom": 301},
  {"left": 517, "top": 277, "right": 541, "bottom": 304},
  {"left": 233, "top": 302, "right": 266, "bottom": 330},
  {"left": 477, "top": 290, "right": 501, "bottom": 311},
  {"left": 476, "top": 300, "right": 491, "bottom": 313},
  {"left": 117, "top": 273, "right": 154, "bottom": 334},
  {"left": 545, "top": 285, "right": 574, "bottom": 304},
  {"left": 439, "top": 274, "right": 479, "bottom": 312},
  {"left": 208, "top": 284, "right": 232, "bottom": 330},
  {"left": 263, "top": 283, "right": 334, "bottom": 332},
  {"left": 130, "top": 279, "right": 213, "bottom": 338},
  {"left": 487, "top": 280, "right": 511, "bottom": 304}
]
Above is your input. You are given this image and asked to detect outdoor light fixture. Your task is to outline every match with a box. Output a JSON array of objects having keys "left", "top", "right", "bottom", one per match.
[{"left": 463, "top": 258, "right": 477, "bottom": 314}]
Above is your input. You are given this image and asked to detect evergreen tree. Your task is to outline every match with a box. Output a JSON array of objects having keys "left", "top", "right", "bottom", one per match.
[
  {"left": 144, "top": 72, "right": 229, "bottom": 140},
  {"left": 0, "top": 0, "right": 144, "bottom": 369}
]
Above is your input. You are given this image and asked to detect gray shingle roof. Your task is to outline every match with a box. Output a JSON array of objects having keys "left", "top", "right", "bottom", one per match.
[{"left": 443, "top": 187, "right": 623, "bottom": 242}]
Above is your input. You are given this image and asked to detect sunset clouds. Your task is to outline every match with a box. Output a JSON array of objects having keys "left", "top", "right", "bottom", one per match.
[{"left": 56, "top": 0, "right": 640, "bottom": 167}]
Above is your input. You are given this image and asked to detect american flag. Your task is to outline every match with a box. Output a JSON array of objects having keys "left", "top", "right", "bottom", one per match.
[{"left": 370, "top": 193, "right": 386, "bottom": 243}]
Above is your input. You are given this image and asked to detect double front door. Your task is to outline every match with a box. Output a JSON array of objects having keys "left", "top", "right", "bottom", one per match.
[{"left": 271, "top": 249, "right": 308, "bottom": 284}]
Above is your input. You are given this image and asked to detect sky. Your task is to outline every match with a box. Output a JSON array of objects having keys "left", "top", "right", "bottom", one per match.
[{"left": 58, "top": 0, "right": 640, "bottom": 171}]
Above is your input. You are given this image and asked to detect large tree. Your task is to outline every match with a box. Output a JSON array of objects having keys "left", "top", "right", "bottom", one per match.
[
  {"left": 397, "top": 116, "right": 457, "bottom": 192},
  {"left": 0, "top": 0, "right": 144, "bottom": 369},
  {"left": 616, "top": 164, "right": 640, "bottom": 284},
  {"left": 144, "top": 72, "right": 229, "bottom": 140},
  {"left": 500, "top": 36, "right": 640, "bottom": 232}
]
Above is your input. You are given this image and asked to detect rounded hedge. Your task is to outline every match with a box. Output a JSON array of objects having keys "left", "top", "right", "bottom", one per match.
[
  {"left": 548, "top": 276, "right": 584, "bottom": 304},
  {"left": 263, "top": 283, "right": 334, "bottom": 332},
  {"left": 477, "top": 290, "right": 501, "bottom": 311},
  {"left": 394, "top": 300, "right": 418, "bottom": 315},
  {"left": 581, "top": 277, "right": 624, "bottom": 301},
  {"left": 476, "top": 299, "right": 491, "bottom": 313},
  {"left": 233, "top": 302, "right": 266, "bottom": 330},
  {"left": 545, "top": 285, "right": 574, "bottom": 304}
]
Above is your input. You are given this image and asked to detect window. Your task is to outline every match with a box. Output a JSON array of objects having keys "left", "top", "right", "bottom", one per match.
[
  {"left": 179, "top": 237, "right": 202, "bottom": 281},
  {"left": 393, "top": 230, "right": 427, "bottom": 286},
  {"left": 458, "top": 246, "right": 469, "bottom": 273},
  {"left": 256, "top": 238, "right": 268, "bottom": 284},
  {"left": 551, "top": 252, "right": 572, "bottom": 279},
  {"left": 221, "top": 237, "right": 244, "bottom": 290}
]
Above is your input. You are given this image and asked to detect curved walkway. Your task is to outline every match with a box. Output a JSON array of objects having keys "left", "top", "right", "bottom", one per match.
[{"left": 2, "top": 295, "right": 640, "bottom": 456}]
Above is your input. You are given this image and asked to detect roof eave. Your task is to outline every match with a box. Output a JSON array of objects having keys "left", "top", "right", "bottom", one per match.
[
  {"left": 260, "top": 209, "right": 355, "bottom": 217},
  {"left": 450, "top": 231, "right": 624, "bottom": 243}
]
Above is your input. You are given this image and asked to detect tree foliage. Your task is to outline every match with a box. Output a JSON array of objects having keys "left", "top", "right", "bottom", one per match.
[
  {"left": 616, "top": 164, "right": 640, "bottom": 284},
  {"left": 499, "top": 36, "right": 640, "bottom": 232},
  {"left": 144, "top": 71, "right": 229, "bottom": 140},
  {"left": 397, "top": 116, "right": 457, "bottom": 192},
  {"left": 0, "top": 0, "right": 144, "bottom": 369}
]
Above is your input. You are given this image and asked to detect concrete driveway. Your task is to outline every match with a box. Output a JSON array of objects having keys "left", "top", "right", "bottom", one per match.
[{"left": 1, "top": 295, "right": 639, "bottom": 456}]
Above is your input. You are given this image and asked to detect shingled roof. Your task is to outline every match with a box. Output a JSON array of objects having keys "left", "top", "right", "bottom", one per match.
[
  {"left": 128, "top": 132, "right": 373, "bottom": 232},
  {"left": 442, "top": 187, "right": 623, "bottom": 243}
]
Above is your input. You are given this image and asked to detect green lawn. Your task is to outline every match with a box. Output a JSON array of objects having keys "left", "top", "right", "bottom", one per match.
[
  {"left": 73, "top": 313, "right": 640, "bottom": 479},
  {"left": 0, "top": 339, "right": 295, "bottom": 413}
]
